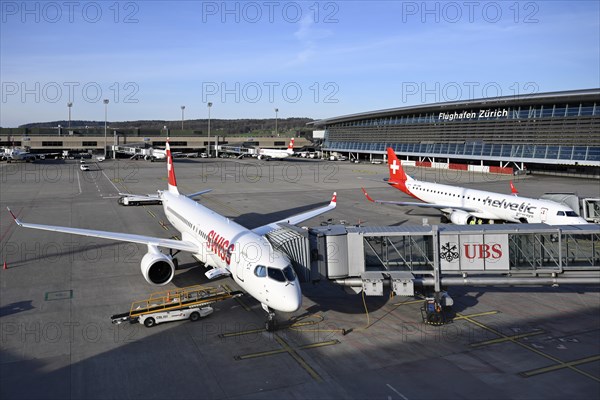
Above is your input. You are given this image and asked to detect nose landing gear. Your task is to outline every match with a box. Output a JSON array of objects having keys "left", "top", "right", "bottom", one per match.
[{"left": 262, "top": 303, "right": 278, "bottom": 332}]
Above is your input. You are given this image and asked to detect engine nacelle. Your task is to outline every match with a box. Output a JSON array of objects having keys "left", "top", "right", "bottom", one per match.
[
  {"left": 141, "top": 251, "right": 175, "bottom": 286},
  {"left": 449, "top": 210, "right": 475, "bottom": 225}
]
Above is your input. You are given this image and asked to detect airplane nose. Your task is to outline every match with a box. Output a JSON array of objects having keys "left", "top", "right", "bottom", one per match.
[{"left": 282, "top": 281, "right": 302, "bottom": 312}]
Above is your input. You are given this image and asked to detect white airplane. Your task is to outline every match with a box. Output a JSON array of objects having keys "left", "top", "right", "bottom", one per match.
[
  {"left": 1, "top": 147, "right": 40, "bottom": 162},
  {"left": 257, "top": 138, "right": 295, "bottom": 160},
  {"left": 143, "top": 148, "right": 167, "bottom": 161},
  {"left": 361, "top": 147, "right": 588, "bottom": 225},
  {"left": 9, "top": 139, "right": 337, "bottom": 330}
]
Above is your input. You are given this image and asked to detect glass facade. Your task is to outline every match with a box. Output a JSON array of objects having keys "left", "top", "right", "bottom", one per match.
[{"left": 316, "top": 94, "right": 600, "bottom": 166}]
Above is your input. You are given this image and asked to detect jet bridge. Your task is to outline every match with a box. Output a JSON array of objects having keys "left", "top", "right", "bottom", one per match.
[{"left": 266, "top": 223, "right": 600, "bottom": 321}]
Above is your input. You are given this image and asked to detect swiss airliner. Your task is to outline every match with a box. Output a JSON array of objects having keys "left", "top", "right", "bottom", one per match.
[
  {"left": 361, "top": 147, "right": 588, "bottom": 225},
  {"left": 257, "top": 138, "right": 295, "bottom": 160},
  {"left": 9, "top": 139, "right": 337, "bottom": 330}
]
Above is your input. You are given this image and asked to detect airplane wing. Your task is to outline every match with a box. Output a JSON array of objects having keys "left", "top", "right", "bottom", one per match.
[
  {"left": 251, "top": 192, "right": 337, "bottom": 236},
  {"left": 8, "top": 208, "right": 198, "bottom": 253},
  {"left": 361, "top": 188, "right": 480, "bottom": 213}
]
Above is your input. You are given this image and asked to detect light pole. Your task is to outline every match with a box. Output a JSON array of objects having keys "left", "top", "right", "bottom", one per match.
[
  {"left": 181, "top": 105, "right": 185, "bottom": 130},
  {"left": 103, "top": 99, "right": 109, "bottom": 158},
  {"left": 67, "top": 102, "right": 72, "bottom": 129},
  {"left": 207, "top": 102, "right": 212, "bottom": 157},
  {"left": 274, "top": 108, "right": 279, "bottom": 137}
]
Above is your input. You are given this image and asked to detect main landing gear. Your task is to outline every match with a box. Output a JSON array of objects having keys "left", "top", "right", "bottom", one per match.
[{"left": 262, "top": 303, "right": 278, "bottom": 332}]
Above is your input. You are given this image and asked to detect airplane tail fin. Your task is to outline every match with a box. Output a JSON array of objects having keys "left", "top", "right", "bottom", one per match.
[
  {"left": 166, "top": 139, "right": 179, "bottom": 194},
  {"left": 510, "top": 181, "right": 519, "bottom": 196},
  {"left": 287, "top": 138, "right": 295, "bottom": 154},
  {"left": 386, "top": 147, "right": 411, "bottom": 184}
]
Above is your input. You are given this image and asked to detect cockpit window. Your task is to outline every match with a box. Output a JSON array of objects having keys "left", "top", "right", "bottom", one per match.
[
  {"left": 565, "top": 211, "right": 579, "bottom": 217},
  {"left": 557, "top": 211, "right": 565, "bottom": 216},
  {"left": 283, "top": 265, "right": 296, "bottom": 281},
  {"left": 267, "top": 267, "right": 286, "bottom": 282},
  {"left": 254, "top": 265, "right": 267, "bottom": 277}
]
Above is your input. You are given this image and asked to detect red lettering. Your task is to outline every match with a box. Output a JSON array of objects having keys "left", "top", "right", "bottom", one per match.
[
  {"left": 481, "top": 244, "right": 491, "bottom": 259},
  {"left": 463, "top": 244, "right": 477, "bottom": 259},
  {"left": 491, "top": 243, "right": 502, "bottom": 259},
  {"left": 226, "top": 244, "right": 234, "bottom": 264}
]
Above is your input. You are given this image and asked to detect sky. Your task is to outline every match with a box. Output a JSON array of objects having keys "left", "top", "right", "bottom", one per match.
[{"left": 1, "top": 0, "right": 599, "bottom": 127}]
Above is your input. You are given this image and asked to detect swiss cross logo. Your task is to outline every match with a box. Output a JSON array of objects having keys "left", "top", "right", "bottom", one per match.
[{"left": 390, "top": 160, "right": 400, "bottom": 174}]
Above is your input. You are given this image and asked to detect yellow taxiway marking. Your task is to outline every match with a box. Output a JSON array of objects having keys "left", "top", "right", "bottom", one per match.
[
  {"left": 520, "top": 354, "right": 600, "bottom": 378},
  {"left": 453, "top": 311, "right": 499, "bottom": 320},
  {"left": 470, "top": 330, "right": 545, "bottom": 348},
  {"left": 457, "top": 312, "right": 600, "bottom": 383},
  {"left": 392, "top": 299, "right": 423, "bottom": 306},
  {"left": 234, "top": 336, "right": 340, "bottom": 382}
]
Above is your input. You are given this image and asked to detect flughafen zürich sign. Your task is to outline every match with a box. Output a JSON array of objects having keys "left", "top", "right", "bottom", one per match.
[{"left": 438, "top": 108, "right": 509, "bottom": 121}]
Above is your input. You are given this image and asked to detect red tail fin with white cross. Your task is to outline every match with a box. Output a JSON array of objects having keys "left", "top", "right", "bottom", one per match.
[
  {"left": 286, "top": 138, "right": 295, "bottom": 155},
  {"left": 166, "top": 139, "right": 179, "bottom": 194},
  {"left": 386, "top": 148, "right": 410, "bottom": 184}
]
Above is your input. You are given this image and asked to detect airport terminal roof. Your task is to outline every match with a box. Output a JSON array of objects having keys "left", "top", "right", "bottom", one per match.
[{"left": 309, "top": 88, "right": 600, "bottom": 126}]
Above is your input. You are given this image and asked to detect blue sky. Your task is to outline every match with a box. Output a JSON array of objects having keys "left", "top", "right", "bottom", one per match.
[{"left": 1, "top": 1, "right": 599, "bottom": 127}]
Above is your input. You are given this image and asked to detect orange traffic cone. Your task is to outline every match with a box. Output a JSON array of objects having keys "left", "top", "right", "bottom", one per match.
[{"left": 3, "top": 261, "right": 7, "bottom": 270}]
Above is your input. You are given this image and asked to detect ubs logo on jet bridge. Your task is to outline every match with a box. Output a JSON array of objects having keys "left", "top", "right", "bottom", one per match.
[{"left": 441, "top": 234, "right": 509, "bottom": 271}]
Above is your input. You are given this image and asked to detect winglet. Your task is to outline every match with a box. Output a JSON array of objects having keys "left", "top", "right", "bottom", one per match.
[
  {"left": 6, "top": 207, "right": 22, "bottom": 226},
  {"left": 330, "top": 192, "right": 337, "bottom": 206},
  {"left": 361, "top": 188, "right": 375, "bottom": 203},
  {"left": 510, "top": 181, "right": 519, "bottom": 196}
]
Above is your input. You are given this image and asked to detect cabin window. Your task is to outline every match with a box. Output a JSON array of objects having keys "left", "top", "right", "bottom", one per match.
[
  {"left": 267, "top": 267, "right": 286, "bottom": 282},
  {"left": 254, "top": 265, "right": 267, "bottom": 277}
]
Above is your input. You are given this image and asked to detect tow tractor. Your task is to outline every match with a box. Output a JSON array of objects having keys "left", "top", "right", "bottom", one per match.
[{"left": 111, "top": 285, "right": 243, "bottom": 327}]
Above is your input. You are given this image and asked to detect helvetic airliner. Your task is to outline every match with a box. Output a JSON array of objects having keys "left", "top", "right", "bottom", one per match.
[
  {"left": 9, "top": 139, "right": 337, "bottom": 330},
  {"left": 362, "top": 147, "right": 588, "bottom": 225}
]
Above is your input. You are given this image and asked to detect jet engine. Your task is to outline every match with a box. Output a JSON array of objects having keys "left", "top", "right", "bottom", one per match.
[
  {"left": 141, "top": 251, "right": 175, "bottom": 285},
  {"left": 449, "top": 210, "right": 475, "bottom": 225}
]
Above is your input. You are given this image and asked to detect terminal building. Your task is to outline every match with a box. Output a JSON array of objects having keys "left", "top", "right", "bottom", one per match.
[{"left": 310, "top": 88, "right": 600, "bottom": 174}]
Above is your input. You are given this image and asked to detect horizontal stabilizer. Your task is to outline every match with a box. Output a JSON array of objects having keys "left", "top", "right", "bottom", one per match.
[{"left": 186, "top": 189, "right": 212, "bottom": 198}]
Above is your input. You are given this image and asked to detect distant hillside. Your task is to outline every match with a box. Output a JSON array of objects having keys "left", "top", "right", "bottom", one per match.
[{"left": 19, "top": 118, "right": 315, "bottom": 136}]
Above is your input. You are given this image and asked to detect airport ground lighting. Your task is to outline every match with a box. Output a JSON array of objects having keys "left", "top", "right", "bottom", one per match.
[
  {"left": 103, "top": 99, "right": 109, "bottom": 158},
  {"left": 181, "top": 105, "right": 185, "bottom": 130},
  {"left": 67, "top": 102, "right": 72, "bottom": 129},
  {"left": 207, "top": 102, "right": 212, "bottom": 156},
  {"left": 275, "top": 108, "right": 279, "bottom": 136}
]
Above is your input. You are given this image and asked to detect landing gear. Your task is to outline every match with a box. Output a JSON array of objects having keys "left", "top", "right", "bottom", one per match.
[
  {"left": 169, "top": 249, "right": 180, "bottom": 270},
  {"left": 262, "top": 303, "right": 278, "bottom": 332}
]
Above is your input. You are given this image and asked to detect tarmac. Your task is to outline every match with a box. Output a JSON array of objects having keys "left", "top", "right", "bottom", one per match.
[{"left": 1, "top": 156, "right": 599, "bottom": 399}]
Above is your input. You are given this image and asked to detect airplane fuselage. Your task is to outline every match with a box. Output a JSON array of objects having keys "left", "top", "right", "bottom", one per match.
[
  {"left": 397, "top": 179, "right": 588, "bottom": 225},
  {"left": 160, "top": 191, "right": 301, "bottom": 312}
]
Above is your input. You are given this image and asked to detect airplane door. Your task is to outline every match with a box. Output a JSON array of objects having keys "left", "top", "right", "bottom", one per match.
[
  {"left": 235, "top": 261, "right": 247, "bottom": 282},
  {"left": 540, "top": 208, "right": 548, "bottom": 222}
]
